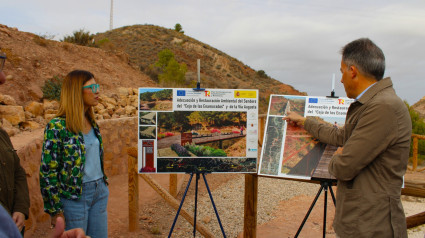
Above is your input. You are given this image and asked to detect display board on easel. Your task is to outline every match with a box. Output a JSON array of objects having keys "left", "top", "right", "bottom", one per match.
[
  {"left": 258, "top": 95, "right": 354, "bottom": 180},
  {"left": 138, "top": 88, "right": 259, "bottom": 174}
]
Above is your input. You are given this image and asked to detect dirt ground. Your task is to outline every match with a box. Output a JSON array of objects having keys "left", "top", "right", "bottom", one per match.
[
  {"left": 108, "top": 173, "right": 337, "bottom": 238},
  {"left": 254, "top": 195, "right": 336, "bottom": 238},
  {"left": 29, "top": 173, "right": 240, "bottom": 237},
  {"left": 28, "top": 170, "right": 425, "bottom": 238}
]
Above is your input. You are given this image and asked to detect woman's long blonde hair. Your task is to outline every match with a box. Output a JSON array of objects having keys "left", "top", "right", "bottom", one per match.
[{"left": 56, "top": 70, "right": 96, "bottom": 134}]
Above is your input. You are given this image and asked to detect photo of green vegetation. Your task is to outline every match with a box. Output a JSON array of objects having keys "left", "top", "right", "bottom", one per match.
[
  {"left": 157, "top": 157, "right": 257, "bottom": 173},
  {"left": 139, "top": 88, "right": 173, "bottom": 111},
  {"left": 156, "top": 111, "right": 247, "bottom": 159}
]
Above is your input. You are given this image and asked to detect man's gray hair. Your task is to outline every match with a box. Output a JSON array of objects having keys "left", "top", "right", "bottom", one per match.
[{"left": 341, "top": 38, "right": 385, "bottom": 81}]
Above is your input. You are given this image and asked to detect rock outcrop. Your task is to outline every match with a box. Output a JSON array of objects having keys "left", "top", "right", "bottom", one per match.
[{"left": 0, "top": 87, "right": 141, "bottom": 136}]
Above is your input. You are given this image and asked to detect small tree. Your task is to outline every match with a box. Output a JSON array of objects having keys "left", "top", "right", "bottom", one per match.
[
  {"left": 154, "top": 49, "right": 187, "bottom": 87},
  {"left": 174, "top": 23, "right": 184, "bottom": 33},
  {"left": 158, "top": 58, "right": 187, "bottom": 86},
  {"left": 154, "top": 49, "right": 174, "bottom": 70}
]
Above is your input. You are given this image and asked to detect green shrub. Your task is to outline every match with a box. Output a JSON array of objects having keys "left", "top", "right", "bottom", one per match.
[
  {"left": 184, "top": 144, "right": 227, "bottom": 157},
  {"left": 158, "top": 58, "right": 187, "bottom": 87},
  {"left": 153, "top": 49, "right": 187, "bottom": 87},
  {"left": 150, "top": 226, "right": 161, "bottom": 235},
  {"left": 96, "top": 38, "right": 117, "bottom": 51},
  {"left": 62, "top": 29, "right": 96, "bottom": 47},
  {"left": 42, "top": 76, "right": 63, "bottom": 101},
  {"left": 154, "top": 49, "right": 174, "bottom": 70},
  {"left": 96, "top": 38, "right": 110, "bottom": 45},
  {"left": 257, "top": 70, "right": 269, "bottom": 78},
  {"left": 210, "top": 148, "right": 227, "bottom": 156}
]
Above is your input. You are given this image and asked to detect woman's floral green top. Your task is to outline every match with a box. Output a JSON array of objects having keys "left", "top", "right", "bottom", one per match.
[{"left": 39, "top": 117, "right": 107, "bottom": 216}]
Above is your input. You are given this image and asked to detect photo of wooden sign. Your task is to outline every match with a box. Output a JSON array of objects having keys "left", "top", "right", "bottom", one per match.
[
  {"left": 139, "top": 140, "right": 156, "bottom": 173},
  {"left": 180, "top": 132, "right": 192, "bottom": 146}
]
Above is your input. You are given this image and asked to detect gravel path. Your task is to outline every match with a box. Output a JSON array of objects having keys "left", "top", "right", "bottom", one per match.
[
  {"left": 170, "top": 175, "right": 425, "bottom": 238},
  {"left": 172, "top": 176, "right": 319, "bottom": 237},
  {"left": 403, "top": 196, "right": 425, "bottom": 238}
]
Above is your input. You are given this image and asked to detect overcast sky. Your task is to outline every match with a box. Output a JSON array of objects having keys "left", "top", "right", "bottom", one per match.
[{"left": 1, "top": 0, "right": 424, "bottom": 104}]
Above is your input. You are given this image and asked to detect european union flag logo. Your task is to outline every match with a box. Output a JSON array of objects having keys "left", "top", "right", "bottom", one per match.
[
  {"left": 177, "top": 90, "right": 186, "bottom": 96},
  {"left": 309, "top": 98, "right": 318, "bottom": 103}
]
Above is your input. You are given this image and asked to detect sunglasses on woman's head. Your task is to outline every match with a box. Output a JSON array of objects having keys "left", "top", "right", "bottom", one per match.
[{"left": 82, "top": 84, "right": 100, "bottom": 93}]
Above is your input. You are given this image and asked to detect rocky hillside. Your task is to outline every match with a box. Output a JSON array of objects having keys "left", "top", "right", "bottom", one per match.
[
  {"left": 0, "top": 23, "right": 307, "bottom": 137},
  {"left": 0, "top": 24, "right": 157, "bottom": 135},
  {"left": 412, "top": 96, "right": 425, "bottom": 120},
  {"left": 95, "top": 24, "right": 306, "bottom": 113},
  {"left": 0, "top": 24, "right": 157, "bottom": 102}
]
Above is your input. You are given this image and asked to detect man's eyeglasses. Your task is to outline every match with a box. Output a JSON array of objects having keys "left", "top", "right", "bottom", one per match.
[
  {"left": 82, "top": 84, "right": 100, "bottom": 93},
  {"left": 0, "top": 52, "right": 6, "bottom": 72}
]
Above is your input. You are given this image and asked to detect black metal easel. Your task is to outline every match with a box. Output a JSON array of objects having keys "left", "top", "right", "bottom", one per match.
[
  {"left": 168, "top": 171, "right": 226, "bottom": 238},
  {"left": 294, "top": 178, "right": 336, "bottom": 238},
  {"left": 295, "top": 77, "right": 340, "bottom": 237},
  {"left": 169, "top": 59, "right": 225, "bottom": 237}
]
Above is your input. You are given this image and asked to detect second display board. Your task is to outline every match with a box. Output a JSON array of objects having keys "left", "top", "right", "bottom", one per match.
[{"left": 259, "top": 95, "right": 354, "bottom": 180}]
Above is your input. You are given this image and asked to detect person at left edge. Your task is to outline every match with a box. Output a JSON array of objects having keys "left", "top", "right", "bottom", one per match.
[
  {"left": 0, "top": 51, "right": 30, "bottom": 234},
  {"left": 39, "top": 70, "right": 109, "bottom": 238},
  {"left": 1, "top": 204, "right": 89, "bottom": 238}
]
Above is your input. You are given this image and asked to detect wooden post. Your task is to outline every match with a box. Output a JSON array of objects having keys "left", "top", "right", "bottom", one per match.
[
  {"left": 259, "top": 115, "right": 266, "bottom": 146},
  {"left": 406, "top": 211, "right": 425, "bottom": 229},
  {"left": 243, "top": 174, "right": 258, "bottom": 238},
  {"left": 127, "top": 147, "right": 139, "bottom": 232},
  {"left": 402, "top": 179, "right": 425, "bottom": 198},
  {"left": 169, "top": 174, "right": 178, "bottom": 198},
  {"left": 412, "top": 135, "right": 418, "bottom": 171}
]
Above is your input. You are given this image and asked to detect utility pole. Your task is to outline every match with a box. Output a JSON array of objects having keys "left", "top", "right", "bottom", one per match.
[{"left": 110, "top": 0, "right": 113, "bottom": 30}]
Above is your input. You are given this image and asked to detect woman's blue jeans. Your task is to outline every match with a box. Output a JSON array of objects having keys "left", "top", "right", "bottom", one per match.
[{"left": 61, "top": 178, "right": 109, "bottom": 238}]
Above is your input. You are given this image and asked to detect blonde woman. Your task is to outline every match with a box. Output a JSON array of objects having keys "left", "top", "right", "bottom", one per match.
[{"left": 40, "top": 70, "right": 108, "bottom": 238}]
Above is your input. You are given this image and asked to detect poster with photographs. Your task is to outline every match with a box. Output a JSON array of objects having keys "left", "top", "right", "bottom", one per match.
[
  {"left": 259, "top": 95, "right": 354, "bottom": 180},
  {"left": 138, "top": 88, "right": 259, "bottom": 174}
]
